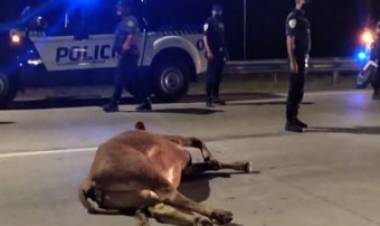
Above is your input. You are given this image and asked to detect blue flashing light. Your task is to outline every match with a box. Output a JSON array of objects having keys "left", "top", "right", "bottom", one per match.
[
  {"left": 356, "top": 50, "right": 369, "bottom": 61},
  {"left": 358, "top": 51, "right": 367, "bottom": 60}
]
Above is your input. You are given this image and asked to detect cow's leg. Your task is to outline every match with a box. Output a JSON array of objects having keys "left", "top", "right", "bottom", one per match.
[
  {"left": 164, "top": 136, "right": 214, "bottom": 161},
  {"left": 183, "top": 160, "right": 253, "bottom": 176},
  {"left": 148, "top": 203, "right": 213, "bottom": 226},
  {"left": 156, "top": 187, "right": 233, "bottom": 225},
  {"left": 135, "top": 210, "right": 150, "bottom": 226}
]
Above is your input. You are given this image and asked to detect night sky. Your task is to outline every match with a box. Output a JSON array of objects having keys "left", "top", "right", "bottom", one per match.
[{"left": 1, "top": 0, "right": 380, "bottom": 60}]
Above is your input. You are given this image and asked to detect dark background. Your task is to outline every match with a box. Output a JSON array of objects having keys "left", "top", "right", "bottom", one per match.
[{"left": 1, "top": 0, "right": 380, "bottom": 60}]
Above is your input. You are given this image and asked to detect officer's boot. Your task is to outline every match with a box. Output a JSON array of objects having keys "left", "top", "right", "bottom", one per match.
[
  {"left": 206, "top": 97, "right": 214, "bottom": 108},
  {"left": 295, "top": 118, "right": 308, "bottom": 128},
  {"left": 214, "top": 97, "right": 227, "bottom": 105},
  {"left": 285, "top": 121, "right": 303, "bottom": 133},
  {"left": 103, "top": 101, "right": 119, "bottom": 113},
  {"left": 285, "top": 113, "right": 303, "bottom": 133},
  {"left": 136, "top": 98, "right": 152, "bottom": 112},
  {"left": 372, "top": 89, "right": 380, "bottom": 100}
]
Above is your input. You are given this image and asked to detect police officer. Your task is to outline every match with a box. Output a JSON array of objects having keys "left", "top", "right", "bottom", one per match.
[
  {"left": 285, "top": 0, "right": 311, "bottom": 132},
  {"left": 103, "top": 0, "right": 152, "bottom": 112},
  {"left": 371, "top": 21, "right": 380, "bottom": 100},
  {"left": 203, "top": 3, "right": 228, "bottom": 108}
]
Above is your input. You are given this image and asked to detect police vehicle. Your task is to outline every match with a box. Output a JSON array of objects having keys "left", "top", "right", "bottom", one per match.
[{"left": 0, "top": 0, "right": 208, "bottom": 107}]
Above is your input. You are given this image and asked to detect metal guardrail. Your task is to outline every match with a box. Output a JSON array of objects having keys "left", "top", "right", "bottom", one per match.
[{"left": 225, "top": 58, "right": 362, "bottom": 75}]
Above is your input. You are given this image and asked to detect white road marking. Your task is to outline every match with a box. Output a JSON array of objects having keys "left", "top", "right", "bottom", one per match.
[
  {"left": 0, "top": 147, "right": 97, "bottom": 159},
  {"left": 0, "top": 90, "right": 370, "bottom": 159}
]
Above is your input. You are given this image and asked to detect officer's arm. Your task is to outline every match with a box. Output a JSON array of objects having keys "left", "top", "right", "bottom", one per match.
[
  {"left": 123, "top": 34, "right": 137, "bottom": 51},
  {"left": 203, "top": 21, "right": 214, "bottom": 58},
  {"left": 286, "top": 35, "right": 296, "bottom": 62},
  {"left": 203, "top": 36, "right": 213, "bottom": 56},
  {"left": 123, "top": 17, "right": 139, "bottom": 51}
]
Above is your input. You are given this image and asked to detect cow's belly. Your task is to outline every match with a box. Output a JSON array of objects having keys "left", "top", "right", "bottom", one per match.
[
  {"left": 99, "top": 189, "right": 159, "bottom": 210},
  {"left": 145, "top": 144, "right": 191, "bottom": 188}
]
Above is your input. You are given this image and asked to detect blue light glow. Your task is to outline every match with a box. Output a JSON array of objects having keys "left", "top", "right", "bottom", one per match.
[
  {"left": 356, "top": 50, "right": 369, "bottom": 61},
  {"left": 358, "top": 52, "right": 367, "bottom": 60}
]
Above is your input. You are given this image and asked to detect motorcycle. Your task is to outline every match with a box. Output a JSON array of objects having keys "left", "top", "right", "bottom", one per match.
[{"left": 356, "top": 29, "right": 378, "bottom": 89}]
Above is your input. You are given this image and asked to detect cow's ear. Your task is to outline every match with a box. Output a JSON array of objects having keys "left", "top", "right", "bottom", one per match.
[{"left": 135, "top": 121, "right": 146, "bottom": 130}]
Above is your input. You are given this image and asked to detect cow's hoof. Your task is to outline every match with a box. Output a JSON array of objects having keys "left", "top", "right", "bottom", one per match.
[
  {"left": 243, "top": 161, "right": 254, "bottom": 173},
  {"left": 195, "top": 217, "right": 213, "bottom": 226},
  {"left": 211, "top": 209, "right": 233, "bottom": 225}
]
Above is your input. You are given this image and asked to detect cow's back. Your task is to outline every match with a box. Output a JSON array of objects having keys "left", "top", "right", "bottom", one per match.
[{"left": 89, "top": 130, "right": 190, "bottom": 190}]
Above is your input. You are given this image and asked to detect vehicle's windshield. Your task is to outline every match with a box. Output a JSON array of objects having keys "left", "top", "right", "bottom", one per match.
[
  {"left": 1, "top": 0, "right": 214, "bottom": 36},
  {"left": 0, "top": 0, "right": 120, "bottom": 36}
]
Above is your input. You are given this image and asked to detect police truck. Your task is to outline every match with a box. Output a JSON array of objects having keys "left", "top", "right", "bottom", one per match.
[{"left": 0, "top": 0, "right": 208, "bottom": 107}]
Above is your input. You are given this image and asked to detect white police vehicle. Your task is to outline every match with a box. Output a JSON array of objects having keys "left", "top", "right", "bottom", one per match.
[{"left": 0, "top": 0, "right": 208, "bottom": 107}]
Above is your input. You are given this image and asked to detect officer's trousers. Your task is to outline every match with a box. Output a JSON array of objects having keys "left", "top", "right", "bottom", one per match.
[
  {"left": 372, "top": 66, "right": 380, "bottom": 95},
  {"left": 286, "top": 56, "right": 306, "bottom": 123},
  {"left": 206, "top": 55, "right": 225, "bottom": 101},
  {"left": 112, "top": 52, "right": 150, "bottom": 104}
]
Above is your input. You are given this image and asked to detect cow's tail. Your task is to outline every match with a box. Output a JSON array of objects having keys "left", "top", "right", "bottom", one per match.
[{"left": 79, "top": 178, "right": 97, "bottom": 213}]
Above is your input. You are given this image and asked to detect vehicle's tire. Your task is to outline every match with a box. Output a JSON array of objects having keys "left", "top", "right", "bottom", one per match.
[
  {"left": 356, "top": 62, "right": 377, "bottom": 89},
  {"left": 153, "top": 60, "right": 190, "bottom": 102},
  {"left": 0, "top": 72, "right": 18, "bottom": 108}
]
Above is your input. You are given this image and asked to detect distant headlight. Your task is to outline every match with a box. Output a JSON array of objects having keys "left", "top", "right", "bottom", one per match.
[
  {"left": 360, "top": 30, "right": 374, "bottom": 48},
  {"left": 9, "top": 29, "right": 23, "bottom": 45},
  {"left": 11, "top": 34, "right": 21, "bottom": 44}
]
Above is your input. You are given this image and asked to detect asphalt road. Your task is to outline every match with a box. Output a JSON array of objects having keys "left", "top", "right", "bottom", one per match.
[{"left": 0, "top": 90, "right": 380, "bottom": 226}]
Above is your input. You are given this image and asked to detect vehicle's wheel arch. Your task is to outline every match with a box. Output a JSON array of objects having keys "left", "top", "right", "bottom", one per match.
[{"left": 151, "top": 47, "right": 196, "bottom": 81}]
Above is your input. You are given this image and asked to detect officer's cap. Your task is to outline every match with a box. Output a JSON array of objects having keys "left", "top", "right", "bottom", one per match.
[{"left": 212, "top": 3, "right": 223, "bottom": 12}]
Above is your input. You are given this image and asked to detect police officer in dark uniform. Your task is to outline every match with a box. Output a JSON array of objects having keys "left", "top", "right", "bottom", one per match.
[
  {"left": 103, "top": 0, "right": 152, "bottom": 112},
  {"left": 371, "top": 21, "right": 380, "bottom": 100},
  {"left": 203, "top": 3, "right": 228, "bottom": 108},
  {"left": 285, "top": 0, "right": 311, "bottom": 132}
]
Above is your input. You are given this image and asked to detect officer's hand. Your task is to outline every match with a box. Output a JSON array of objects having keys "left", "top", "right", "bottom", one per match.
[
  {"left": 207, "top": 51, "right": 214, "bottom": 60},
  {"left": 123, "top": 43, "right": 130, "bottom": 51},
  {"left": 290, "top": 61, "right": 298, "bottom": 74}
]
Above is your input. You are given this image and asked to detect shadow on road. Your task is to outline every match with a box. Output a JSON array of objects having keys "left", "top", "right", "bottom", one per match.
[
  {"left": 6, "top": 97, "right": 113, "bottom": 110},
  {"left": 4, "top": 92, "right": 283, "bottom": 110},
  {"left": 180, "top": 171, "right": 259, "bottom": 202},
  {"left": 179, "top": 171, "right": 259, "bottom": 226},
  {"left": 306, "top": 126, "right": 380, "bottom": 135},
  {"left": 121, "top": 108, "right": 224, "bottom": 115},
  {"left": 229, "top": 100, "right": 314, "bottom": 106},
  {"left": 0, "top": 121, "right": 15, "bottom": 125},
  {"left": 88, "top": 171, "right": 256, "bottom": 226}
]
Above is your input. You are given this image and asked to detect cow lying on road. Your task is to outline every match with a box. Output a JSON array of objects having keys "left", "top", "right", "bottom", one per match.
[{"left": 79, "top": 122, "right": 252, "bottom": 226}]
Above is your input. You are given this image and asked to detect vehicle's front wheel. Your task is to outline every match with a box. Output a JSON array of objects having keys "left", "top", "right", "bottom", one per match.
[
  {"left": 154, "top": 60, "right": 190, "bottom": 102},
  {"left": 0, "top": 72, "right": 18, "bottom": 108},
  {"left": 356, "top": 61, "right": 377, "bottom": 89}
]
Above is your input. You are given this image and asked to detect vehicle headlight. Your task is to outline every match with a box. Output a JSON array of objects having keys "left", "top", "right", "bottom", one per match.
[
  {"left": 360, "top": 30, "right": 374, "bottom": 48},
  {"left": 9, "top": 29, "right": 23, "bottom": 45}
]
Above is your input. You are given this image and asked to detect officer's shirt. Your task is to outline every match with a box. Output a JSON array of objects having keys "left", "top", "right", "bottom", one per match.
[
  {"left": 286, "top": 9, "right": 311, "bottom": 57},
  {"left": 114, "top": 15, "right": 140, "bottom": 55},
  {"left": 204, "top": 16, "right": 226, "bottom": 55}
]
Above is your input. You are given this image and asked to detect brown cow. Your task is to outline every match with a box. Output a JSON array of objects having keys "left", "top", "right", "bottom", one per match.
[{"left": 79, "top": 122, "right": 252, "bottom": 226}]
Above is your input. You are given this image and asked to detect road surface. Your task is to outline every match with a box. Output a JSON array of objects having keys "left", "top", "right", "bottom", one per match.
[{"left": 0, "top": 90, "right": 379, "bottom": 226}]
